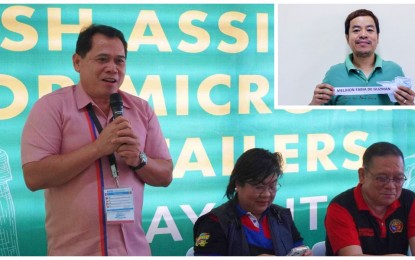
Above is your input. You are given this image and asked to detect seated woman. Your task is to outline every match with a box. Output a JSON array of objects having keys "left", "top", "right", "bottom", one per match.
[{"left": 193, "top": 148, "right": 312, "bottom": 256}]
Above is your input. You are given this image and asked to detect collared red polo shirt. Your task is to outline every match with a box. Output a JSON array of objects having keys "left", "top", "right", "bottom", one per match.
[{"left": 325, "top": 184, "right": 415, "bottom": 255}]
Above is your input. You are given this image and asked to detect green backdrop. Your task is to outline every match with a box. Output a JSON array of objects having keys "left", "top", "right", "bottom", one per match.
[{"left": 1, "top": 4, "right": 414, "bottom": 256}]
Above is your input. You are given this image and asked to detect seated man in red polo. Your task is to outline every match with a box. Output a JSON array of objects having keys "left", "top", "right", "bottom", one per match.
[{"left": 325, "top": 141, "right": 415, "bottom": 256}]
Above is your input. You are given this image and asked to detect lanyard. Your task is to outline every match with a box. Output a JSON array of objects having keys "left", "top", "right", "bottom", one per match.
[{"left": 86, "top": 103, "right": 120, "bottom": 187}]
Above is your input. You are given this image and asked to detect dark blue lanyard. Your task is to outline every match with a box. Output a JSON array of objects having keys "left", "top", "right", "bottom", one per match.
[{"left": 86, "top": 103, "right": 120, "bottom": 187}]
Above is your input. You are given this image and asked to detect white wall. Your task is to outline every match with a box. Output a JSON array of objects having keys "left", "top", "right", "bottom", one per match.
[{"left": 278, "top": 4, "right": 415, "bottom": 105}]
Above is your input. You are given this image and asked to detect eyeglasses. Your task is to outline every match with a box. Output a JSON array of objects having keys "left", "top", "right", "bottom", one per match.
[
  {"left": 365, "top": 168, "right": 407, "bottom": 186},
  {"left": 249, "top": 182, "right": 281, "bottom": 195}
]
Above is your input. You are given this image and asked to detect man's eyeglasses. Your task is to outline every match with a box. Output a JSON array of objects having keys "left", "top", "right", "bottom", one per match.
[
  {"left": 249, "top": 182, "right": 281, "bottom": 195},
  {"left": 365, "top": 168, "right": 407, "bottom": 186}
]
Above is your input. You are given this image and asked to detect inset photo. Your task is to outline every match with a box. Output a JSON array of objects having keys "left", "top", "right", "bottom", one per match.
[{"left": 278, "top": 4, "right": 415, "bottom": 106}]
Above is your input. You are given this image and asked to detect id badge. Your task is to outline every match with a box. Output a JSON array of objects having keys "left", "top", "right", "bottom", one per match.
[{"left": 104, "top": 187, "right": 135, "bottom": 224}]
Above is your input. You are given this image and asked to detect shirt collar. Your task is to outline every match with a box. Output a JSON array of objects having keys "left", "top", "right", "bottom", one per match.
[
  {"left": 235, "top": 203, "right": 269, "bottom": 219},
  {"left": 74, "top": 83, "right": 131, "bottom": 111},
  {"left": 345, "top": 53, "right": 383, "bottom": 73},
  {"left": 354, "top": 183, "right": 401, "bottom": 219},
  {"left": 74, "top": 83, "right": 92, "bottom": 110}
]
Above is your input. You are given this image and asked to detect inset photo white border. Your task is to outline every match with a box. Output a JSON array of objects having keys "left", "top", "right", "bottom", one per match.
[{"left": 277, "top": 4, "right": 415, "bottom": 106}]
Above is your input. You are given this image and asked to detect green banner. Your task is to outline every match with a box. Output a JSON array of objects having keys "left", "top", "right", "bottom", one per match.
[{"left": 1, "top": 3, "right": 273, "bottom": 256}]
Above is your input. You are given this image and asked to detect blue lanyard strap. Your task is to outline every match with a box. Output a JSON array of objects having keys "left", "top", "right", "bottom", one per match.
[{"left": 86, "top": 103, "right": 120, "bottom": 187}]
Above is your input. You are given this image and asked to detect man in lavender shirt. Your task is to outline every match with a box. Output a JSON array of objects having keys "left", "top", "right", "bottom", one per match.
[{"left": 21, "top": 24, "right": 173, "bottom": 256}]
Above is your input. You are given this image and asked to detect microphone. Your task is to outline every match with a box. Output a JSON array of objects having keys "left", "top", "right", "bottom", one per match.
[{"left": 110, "top": 93, "right": 123, "bottom": 119}]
